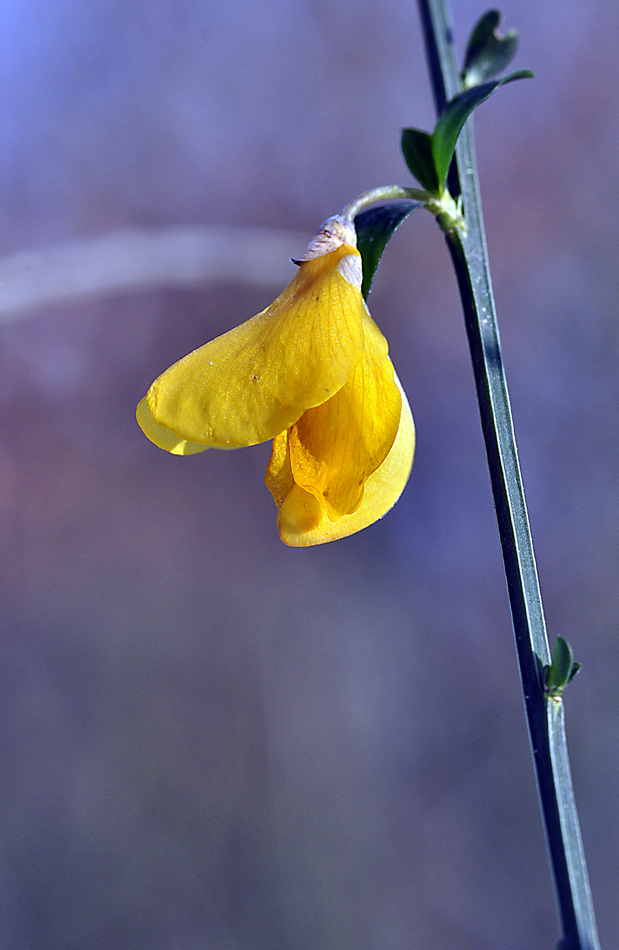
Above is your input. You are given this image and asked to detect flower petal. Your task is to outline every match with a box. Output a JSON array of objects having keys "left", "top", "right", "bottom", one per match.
[
  {"left": 287, "top": 309, "right": 402, "bottom": 519},
  {"left": 266, "top": 371, "right": 415, "bottom": 546},
  {"left": 138, "top": 244, "right": 366, "bottom": 453}
]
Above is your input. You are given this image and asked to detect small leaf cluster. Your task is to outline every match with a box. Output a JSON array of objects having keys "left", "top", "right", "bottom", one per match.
[
  {"left": 401, "top": 10, "right": 532, "bottom": 199},
  {"left": 544, "top": 636, "right": 581, "bottom": 697},
  {"left": 353, "top": 10, "right": 532, "bottom": 295}
]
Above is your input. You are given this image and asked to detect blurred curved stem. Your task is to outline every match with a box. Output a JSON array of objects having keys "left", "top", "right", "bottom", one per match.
[
  {"left": 416, "top": 1, "right": 600, "bottom": 947},
  {"left": 339, "top": 185, "right": 428, "bottom": 220}
]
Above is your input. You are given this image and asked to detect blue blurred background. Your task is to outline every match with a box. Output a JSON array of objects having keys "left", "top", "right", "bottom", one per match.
[{"left": 0, "top": 0, "right": 617, "bottom": 947}]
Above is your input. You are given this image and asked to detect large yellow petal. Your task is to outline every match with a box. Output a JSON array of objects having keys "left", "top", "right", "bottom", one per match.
[
  {"left": 286, "top": 309, "right": 402, "bottom": 520},
  {"left": 138, "top": 244, "right": 366, "bottom": 453},
  {"left": 265, "top": 372, "right": 415, "bottom": 546}
]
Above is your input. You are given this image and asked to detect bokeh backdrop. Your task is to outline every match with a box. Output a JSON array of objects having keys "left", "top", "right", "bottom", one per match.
[{"left": 0, "top": 0, "right": 617, "bottom": 948}]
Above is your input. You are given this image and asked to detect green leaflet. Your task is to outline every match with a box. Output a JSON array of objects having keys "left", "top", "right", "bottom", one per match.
[
  {"left": 401, "top": 129, "right": 440, "bottom": 196},
  {"left": 462, "top": 10, "right": 518, "bottom": 88},
  {"left": 354, "top": 200, "right": 422, "bottom": 300},
  {"left": 432, "top": 69, "right": 533, "bottom": 191}
]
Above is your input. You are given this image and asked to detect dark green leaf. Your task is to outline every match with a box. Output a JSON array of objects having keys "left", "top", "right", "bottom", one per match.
[
  {"left": 432, "top": 69, "right": 534, "bottom": 191},
  {"left": 567, "top": 662, "right": 581, "bottom": 684},
  {"left": 462, "top": 10, "right": 518, "bottom": 87},
  {"left": 354, "top": 201, "right": 421, "bottom": 299},
  {"left": 401, "top": 128, "right": 440, "bottom": 195}
]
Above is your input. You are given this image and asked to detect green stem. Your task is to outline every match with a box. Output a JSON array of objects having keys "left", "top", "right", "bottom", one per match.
[
  {"left": 416, "top": 1, "right": 601, "bottom": 948},
  {"left": 339, "top": 185, "right": 428, "bottom": 221}
]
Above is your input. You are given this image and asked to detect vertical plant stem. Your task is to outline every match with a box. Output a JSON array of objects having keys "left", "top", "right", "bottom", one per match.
[{"left": 416, "top": 1, "right": 601, "bottom": 948}]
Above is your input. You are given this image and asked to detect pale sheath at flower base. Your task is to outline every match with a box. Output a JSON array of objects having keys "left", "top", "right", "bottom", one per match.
[{"left": 136, "top": 215, "right": 415, "bottom": 546}]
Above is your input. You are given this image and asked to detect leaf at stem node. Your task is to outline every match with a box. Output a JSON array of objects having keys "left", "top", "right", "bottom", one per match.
[{"left": 544, "top": 636, "right": 581, "bottom": 696}]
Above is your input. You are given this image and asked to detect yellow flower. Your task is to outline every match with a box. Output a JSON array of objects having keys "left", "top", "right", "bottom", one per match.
[{"left": 136, "top": 215, "right": 415, "bottom": 546}]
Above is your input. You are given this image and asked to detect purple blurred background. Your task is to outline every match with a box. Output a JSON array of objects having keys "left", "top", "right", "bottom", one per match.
[{"left": 0, "top": 0, "right": 617, "bottom": 947}]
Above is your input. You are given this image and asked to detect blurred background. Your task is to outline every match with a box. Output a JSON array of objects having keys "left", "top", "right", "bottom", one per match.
[{"left": 0, "top": 0, "right": 617, "bottom": 947}]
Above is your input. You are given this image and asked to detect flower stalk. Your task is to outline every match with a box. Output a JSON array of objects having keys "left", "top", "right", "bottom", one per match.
[
  {"left": 339, "top": 185, "right": 465, "bottom": 234},
  {"left": 416, "top": 0, "right": 601, "bottom": 947}
]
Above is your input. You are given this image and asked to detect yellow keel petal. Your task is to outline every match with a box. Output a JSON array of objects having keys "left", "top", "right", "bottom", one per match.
[
  {"left": 287, "top": 309, "right": 401, "bottom": 519},
  {"left": 139, "top": 244, "right": 366, "bottom": 451},
  {"left": 266, "top": 372, "right": 415, "bottom": 546}
]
